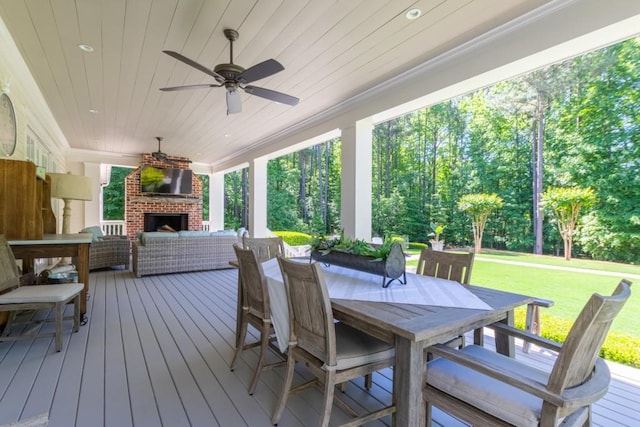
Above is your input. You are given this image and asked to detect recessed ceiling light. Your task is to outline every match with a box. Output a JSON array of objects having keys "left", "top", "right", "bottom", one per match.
[
  {"left": 89, "top": 109, "right": 99, "bottom": 114},
  {"left": 78, "top": 44, "right": 94, "bottom": 52},
  {"left": 405, "top": 8, "right": 422, "bottom": 20},
  {"left": 224, "top": 134, "right": 231, "bottom": 138}
]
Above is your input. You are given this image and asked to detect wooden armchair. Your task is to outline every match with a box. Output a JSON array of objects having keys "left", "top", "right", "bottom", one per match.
[
  {"left": 424, "top": 280, "right": 631, "bottom": 427},
  {"left": 0, "top": 235, "right": 82, "bottom": 352},
  {"left": 272, "top": 257, "right": 395, "bottom": 427}
]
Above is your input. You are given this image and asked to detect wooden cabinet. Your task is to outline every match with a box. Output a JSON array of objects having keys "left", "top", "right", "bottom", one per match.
[{"left": 0, "top": 159, "right": 55, "bottom": 240}]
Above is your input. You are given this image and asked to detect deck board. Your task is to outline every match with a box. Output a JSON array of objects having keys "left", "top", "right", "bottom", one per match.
[{"left": 0, "top": 267, "right": 638, "bottom": 426}]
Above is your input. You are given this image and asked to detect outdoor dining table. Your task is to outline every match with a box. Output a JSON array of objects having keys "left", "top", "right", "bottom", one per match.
[{"left": 260, "top": 256, "right": 535, "bottom": 426}]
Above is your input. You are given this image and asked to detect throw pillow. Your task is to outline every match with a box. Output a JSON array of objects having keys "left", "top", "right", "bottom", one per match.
[{"left": 80, "top": 226, "right": 104, "bottom": 242}]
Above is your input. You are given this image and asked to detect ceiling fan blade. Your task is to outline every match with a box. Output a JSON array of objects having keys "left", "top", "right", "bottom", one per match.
[
  {"left": 237, "top": 59, "right": 284, "bottom": 84},
  {"left": 162, "top": 50, "right": 224, "bottom": 81},
  {"left": 160, "top": 84, "right": 221, "bottom": 91},
  {"left": 226, "top": 89, "right": 242, "bottom": 114},
  {"left": 244, "top": 85, "right": 299, "bottom": 106}
]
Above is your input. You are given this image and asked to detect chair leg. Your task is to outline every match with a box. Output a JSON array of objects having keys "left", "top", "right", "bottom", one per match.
[
  {"left": 524, "top": 304, "right": 538, "bottom": 353},
  {"left": 1, "top": 311, "right": 17, "bottom": 337},
  {"left": 248, "top": 321, "right": 271, "bottom": 395},
  {"left": 426, "top": 401, "right": 433, "bottom": 427},
  {"left": 54, "top": 302, "right": 63, "bottom": 352},
  {"left": 230, "top": 310, "right": 248, "bottom": 371},
  {"left": 73, "top": 294, "right": 81, "bottom": 332},
  {"left": 319, "top": 371, "right": 336, "bottom": 427},
  {"left": 364, "top": 373, "right": 373, "bottom": 390},
  {"left": 272, "top": 354, "right": 296, "bottom": 425}
]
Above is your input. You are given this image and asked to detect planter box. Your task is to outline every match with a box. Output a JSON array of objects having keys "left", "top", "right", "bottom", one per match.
[{"left": 310, "top": 242, "right": 406, "bottom": 288}]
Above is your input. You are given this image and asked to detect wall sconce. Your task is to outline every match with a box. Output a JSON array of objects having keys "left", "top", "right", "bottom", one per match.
[{"left": 48, "top": 172, "right": 93, "bottom": 234}]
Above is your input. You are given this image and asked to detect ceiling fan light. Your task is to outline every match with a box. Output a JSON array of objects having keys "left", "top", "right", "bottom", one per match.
[{"left": 226, "top": 89, "right": 242, "bottom": 114}]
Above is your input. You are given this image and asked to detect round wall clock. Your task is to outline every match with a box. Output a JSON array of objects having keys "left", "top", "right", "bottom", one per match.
[{"left": 0, "top": 92, "right": 17, "bottom": 157}]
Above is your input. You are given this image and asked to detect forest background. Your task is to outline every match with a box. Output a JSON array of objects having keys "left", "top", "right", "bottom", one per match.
[{"left": 104, "top": 36, "right": 640, "bottom": 264}]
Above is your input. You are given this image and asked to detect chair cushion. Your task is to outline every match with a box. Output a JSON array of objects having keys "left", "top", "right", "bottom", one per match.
[
  {"left": 427, "top": 345, "right": 549, "bottom": 426},
  {"left": 0, "top": 283, "right": 83, "bottom": 303},
  {"left": 332, "top": 322, "right": 394, "bottom": 371},
  {"left": 80, "top": 226, "right": 103, "bottom": 242}
]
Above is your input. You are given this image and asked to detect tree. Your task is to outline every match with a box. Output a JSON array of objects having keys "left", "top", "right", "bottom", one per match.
[
  {"left": 458, "top": 193, "right": 504, "bottom": 253},
  {"left": 541, "top": 187, "right": 596, "bottom": 260}
]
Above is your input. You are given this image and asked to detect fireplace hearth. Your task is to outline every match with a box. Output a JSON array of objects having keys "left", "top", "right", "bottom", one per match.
[{"left": 144, "top": 213, "right": 188, "bottom": 232}]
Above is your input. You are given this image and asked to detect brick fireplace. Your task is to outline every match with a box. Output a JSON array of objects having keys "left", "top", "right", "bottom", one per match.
[{"left": 125, "top": 154, "right": 203, "bottom": 240}]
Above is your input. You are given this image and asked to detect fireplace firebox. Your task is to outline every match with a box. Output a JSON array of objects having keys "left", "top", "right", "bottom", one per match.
[{"left": 144, "top": 213, "right": 188, "bottom": 232}]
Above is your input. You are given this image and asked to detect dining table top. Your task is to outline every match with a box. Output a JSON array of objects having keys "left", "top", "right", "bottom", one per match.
[{"left": 261, "top": 256, "right": 533, "bottom": 345}]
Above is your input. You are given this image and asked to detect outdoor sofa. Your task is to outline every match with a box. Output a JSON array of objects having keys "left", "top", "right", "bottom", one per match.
[{"left": 132, "top": 230, "right": 239, "bottom": 277}]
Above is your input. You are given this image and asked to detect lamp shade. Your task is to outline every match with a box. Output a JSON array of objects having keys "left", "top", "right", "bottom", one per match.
[{"left": 49, "top": 172, "right": 93, "bottom": 201}]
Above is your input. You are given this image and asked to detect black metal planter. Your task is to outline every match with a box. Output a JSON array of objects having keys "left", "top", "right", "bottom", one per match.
[{"left": 310, "top": 241, "right": 406, "bottom": 288}]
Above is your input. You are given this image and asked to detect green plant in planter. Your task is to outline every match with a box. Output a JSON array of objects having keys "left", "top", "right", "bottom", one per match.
[{"left": 310, "top": 233, "right": 395, "bottom": 261}]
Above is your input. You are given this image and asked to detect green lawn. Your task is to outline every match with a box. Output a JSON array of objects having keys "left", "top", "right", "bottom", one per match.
[{"left": 475, "top": 250, "right": 640, "bottom": 275}]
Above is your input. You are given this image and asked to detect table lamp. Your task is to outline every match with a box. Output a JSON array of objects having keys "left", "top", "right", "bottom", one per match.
[{"left": 49, "top": 172, "right": 93, "bottom": 234}]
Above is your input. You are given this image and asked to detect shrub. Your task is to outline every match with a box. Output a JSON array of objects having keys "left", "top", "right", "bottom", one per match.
[
  {"left": 408, "top": 242, "right": 428, "bottom": 251},
  {"left": 274, "top": 231, "right": 313, "bottom": 246},
  {"left": 514, "top": 308, "right": 639, "bottom": 368}
]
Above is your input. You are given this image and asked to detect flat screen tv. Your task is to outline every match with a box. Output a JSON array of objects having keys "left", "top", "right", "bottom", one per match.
[{"left": 140, "top": 165, "right": 193, "bottom": 195}]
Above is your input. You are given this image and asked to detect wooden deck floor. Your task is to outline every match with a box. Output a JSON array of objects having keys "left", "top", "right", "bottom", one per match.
[{"left": 0, "top": 268, "right": 638, "bottom": 426}]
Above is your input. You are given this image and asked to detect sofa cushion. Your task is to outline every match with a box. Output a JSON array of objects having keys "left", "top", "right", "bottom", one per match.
[
  {"left": 178, "top": 230, "right": 211, "bottom": 237},
  {"left": 211, "top": 230, "right": 237, "bottom": 236},
  {"left": 140, "top": 231, "right": 180, "bottom": 245},
  {"left": 80, "top": 226, "right": 103, "bottom": 242}
]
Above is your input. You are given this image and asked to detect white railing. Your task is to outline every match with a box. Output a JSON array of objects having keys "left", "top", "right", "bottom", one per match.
[
  {"left": 100, "top": 220, "right": 211, "bottom": 234},
  {"left": 101, "top": 220, "right": 125, "bottom": 236}
]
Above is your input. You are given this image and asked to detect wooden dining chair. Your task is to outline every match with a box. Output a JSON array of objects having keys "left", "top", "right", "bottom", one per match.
[
  {"left": 229, "top": 244, "right": 285, "bottom": 395},
  {"left": 416, "top": 248, "right": 474, "bottom": 284},
  {"left": 242, "top": 235, "right": 285, "bottom": 263},
  {"left": 272, "top": 256, "right": 395, "bottom": 427},
  {"left": 0, "top": 235, "right": 82, "bottom": 352},
  {"left": 416, "top": 248, "right": 475, "bottom": 349},
  {"left": 424, "top": 279, "right": 631, "bottom": 427}
]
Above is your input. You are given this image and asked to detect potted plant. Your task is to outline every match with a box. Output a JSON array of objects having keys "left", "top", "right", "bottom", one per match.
[{"left": 429, "top": 223, "right": 445, "bottom": 251}]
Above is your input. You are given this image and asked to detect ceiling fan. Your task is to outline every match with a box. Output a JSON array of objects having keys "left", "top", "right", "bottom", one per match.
[
  {"left": 160, "top": 29, "right": 299, "bottom": 114},
  {"left": 151, "top": 137, "right": 175, "bottom": 165}
]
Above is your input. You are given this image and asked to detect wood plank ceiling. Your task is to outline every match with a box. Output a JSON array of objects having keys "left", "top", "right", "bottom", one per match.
[{"left": 0, "top": 0, "right": 551, "bottom": 166}]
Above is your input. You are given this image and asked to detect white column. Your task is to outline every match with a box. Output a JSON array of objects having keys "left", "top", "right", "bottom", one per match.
[
  {"left": 341, "top": 119, "right": 373, "bottom": 241},
  {"left": 209, "top": 172, "right": 225, "bottom": 231},
  {"left": 248, "top": 158, "right": 268, "bottom": 237},
  {"left": 81, "top": 162, "right": 101, "bottom": 230}
]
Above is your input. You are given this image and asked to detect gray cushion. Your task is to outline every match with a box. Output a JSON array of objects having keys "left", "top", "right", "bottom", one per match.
[
  {"left": 332, "top": 322, "right": 394, "bottom": 371},
  {"left": 178, "top": 230, "right": 210, "bottom": 237},
  {"left": 0, "top": 283, "right": 83, "bottom": 303},
  {"left": 427, "top": 345, "right": 549, "bottom": 426},
  {"left": 211, "top": 230, "right": 237, "bottom": 236},
  {"left": 140, "top": 232, "right": 179, "bottom": 245},
  {"left": 80, "top": 226, "right": 103, "bottom": 242}
]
